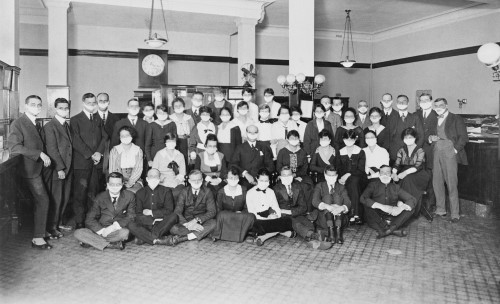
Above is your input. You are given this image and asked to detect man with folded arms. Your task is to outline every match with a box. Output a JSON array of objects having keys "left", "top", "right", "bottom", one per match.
[
  {"left": 74, "top": 172, "right": 135, "bottom": 250},
  {"left": 128, "top": 169, "right": 179, "bottom": 246},
  {"left": 361, "top": 165, "right": 415, "bottom": 239}
]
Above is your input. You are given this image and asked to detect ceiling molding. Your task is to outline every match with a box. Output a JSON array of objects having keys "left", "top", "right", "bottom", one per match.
[{"left": 256, "top": 25, "right": 372, "bottom": 42}]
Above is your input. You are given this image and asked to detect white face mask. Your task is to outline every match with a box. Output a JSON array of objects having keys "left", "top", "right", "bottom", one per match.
[
  {"left": 190, "top": 181, "right": 203, "bottom": 190},
  {"left": 247, "top": 133, "right": 258, "bottom": 141},
  {"left": 332, "top": 105, "right": 343, "bottom": 112},
  {"left": 108, "top": 186, "right": 122, "bottom": 195},
  {"left": 435, "top": 108, "right": 446, "bottom": 116},
  {"left": 83, "top": 104, "right": 97, "bottom": 114},
  {"left": 259, "top": 112, "right": 270, "bottom": 119},
  {"left": 322, "top": 103, "right": 332, "bottom": 110},
  {"left": 358, "top": 106, "right": 368, "bottom": 114},
  {"left": 380, "top": 175, "right": 391, "bottom": 185},
  {"left": 227, "top": 178, "right": 239, "bottom": 187},
  {"left": 166, "top": 142, "right": 176, "bottom": 150},
  {"left": 200, "top": 115, "right": 211, "bottom": 122},
  {"left": 192, "top": 100, "right": 202, "bottom": 108},
  {"left": 147, "top": 178, "right": 160, "bottom": 190},
  {"left": 174, "top": 107, "right": 185, "bottom": 114},
  {"left": 129, "top": 108, "right": 140, "bottom": 116},
  {"left": 220, "top": 115, "right": 231, "bottom": 122},
  {"left": 280, "top": 114, "right": 290, "bottom": 122},
  {"left": 420, "top": 101, "right": 432, "bottom": 110},
  {"left": 366, "top": 138, "right": 377, "bottom": 147},
  {"left": 243, "top": 96, "right": 252, "bottom": 102},
  {"left": 238, "top": 109, "right": 248, "bottom": 116},
  {"left": 56, "top": 109, "right": 69, "bottom": 118},
  {"left": 344, "top": 139, "right": 356, "bottom": 147},
  {"left": 214, "top": 96, "right": 224, "bottom": 102},
  {"left": 315, "top": 112, "right": 325, "bottom": 119},
  {"left": 280, "top": 176, "right": 293, "bottom": 186},
  {"left": 157, "top": 114, "right": 168, "bottom": 121},
  {"left": 397, "top": 104, "right": 408, "bottom": 111},
  {"left": 288, "top": 139, "right": 300, "bottom": 147},
  {"left": 381, "top": 101, "right": 393, "bottom": 109},
  {"left": 98, "top": 102, "right": 109, "bottom": 111},
  {"left": 264, "top": 96, "right": 273, "bottom": 103},
  {"left": 143, "top": 110, "right": 154, "bottom": 117},
  {"left": 206, "top": 147, "right": 217, "bottom": 154},
  {"left": 370, "top": 116, "right": 381, "bottom": 123},
  {"left": 325, "top": 175, "right": 337, "bottom": 185},
  {"left": 319, "top": 140, "right": 331, "bottom": 147},
  {"left": 257, "top": 181, "right": 269, "bottom": 190},
  {"left": 344, "top": 118, "right": 355, "bottom": 124},
  {"left": 120, "top": 136, "right": 132, "bottom": 145},
  {"left": 404, "top": 138, "right": 416, "bottom": 146},
  {"left": 292, "top": 114, "right": 301, "bottom": 121}
]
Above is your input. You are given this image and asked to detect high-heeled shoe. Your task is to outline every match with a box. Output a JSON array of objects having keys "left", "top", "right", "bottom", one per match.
[{"left": 31, "top": 241, "right": 52, "bottom": 250}]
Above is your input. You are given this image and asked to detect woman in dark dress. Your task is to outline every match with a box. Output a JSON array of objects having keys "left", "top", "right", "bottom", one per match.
[
  {"left": 392, "top": 128, "right": 430, "bottom": 216},
  {"left": 310, "top": 129, "right": 336, "bottom": 183},
  {"left": 364, "top": 107, "right": 388, "bottom": 152},
  {"left": 213, "top": 166, "right": 255, "bottom": 242},
  {"left": 145, "top": 104, "right": 177, "bottom": 167},
  {"left": 194, "top": 134, "right": 227, "bottom": 195},
  {"left": 336, "top": 129, "right": 367, "bottom": 225},
  {"left": 335, "top": 107, "right": 365, "bottom": 150},
  {"left": 303, "top": 104, "right": 334, "bottom": 158},
  {"left": 217, "top": 107, "right": 242, "bottom": 166}
]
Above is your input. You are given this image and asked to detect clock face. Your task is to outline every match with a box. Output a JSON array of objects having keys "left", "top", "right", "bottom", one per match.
[{"left": 141, "top": 54, "right": 165, "bottom": 77}]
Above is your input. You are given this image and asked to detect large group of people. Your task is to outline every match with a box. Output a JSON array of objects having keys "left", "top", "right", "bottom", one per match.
[{"left": 7, "top": 88, "right": 468, "bottom": 252}]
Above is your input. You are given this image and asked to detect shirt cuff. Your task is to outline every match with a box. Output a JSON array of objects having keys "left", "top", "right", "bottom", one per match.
[{"left": 96, "top": 228, "right": 104, "bottom": 236}]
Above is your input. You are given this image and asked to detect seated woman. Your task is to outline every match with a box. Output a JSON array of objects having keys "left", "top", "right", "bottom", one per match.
[
  {"left": 303, "top": 104, "right": 334, "bottom": 158},
  {"left": 276, "top": 130, "right": 314, "bottom": 211},
  {"left": 195, "top": 134, "right": 228, "bottom": 195},
  {"left": 363, "top": 130, "right": 390, "bottom": 180},
  {"left": 335, "top": 107, "right": 366, "bottom": 150},
  {"left": 169, "top": 97, "right": 195, "bottom": 167},
  {"left": 234, "top": 101, "right": 256, "bottom": 143},
  {"left": 271, "top": 105, "right": 298, "bottom": 157},
  {"left": 310, "top": 129, "right": 336, "bottom": 183},
  {"left": 364, "top": 107, "right": 388, "bottom": 152},
  {"left": 392, "top": 128, "right": 430, "bottom": 216},
  {"left": 257, "top": 104, "right": 276, "bottom": 154},
  {"left": 145, "top": 104, "right": 177, "bottom": 168},
  {"left": 217, "top": 107, "right": 242, "bottom": 167},
  {"left": 109, "top": 126, "right": 144, "bottom": 193},
  {"left": 188, "top": 106, "right": 217, "bottom": 166},
  {"left": 212, "top": 166, "right": 255, "bottom": 242},
  {"left": 207, "top": 87, "right": 233, "bottom": 125},
  {"left": 246, "top": 168, "right": 294, "bottom": 246},
  {"left": 152, "top": 132, "right": 186, "bottom": 201},
  {"left": 336, "top": 129, "right": 367, "bottom": 225},
  {"left": 290, "top": 106, "right": 307, "bottom": 143}
]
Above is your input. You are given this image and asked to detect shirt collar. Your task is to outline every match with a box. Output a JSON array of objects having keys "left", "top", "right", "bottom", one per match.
[
  {"left": 384, "top": 108, "right": 393, "bottom": 115},
  {"left": 83, "top": 109, "right": 94, "bottom": 119},
  {"left": 399, "top": 110, "right": 408, "bottom": 117},
  {"left": 55, "top": 115, "right": 66, "bottom": 125},
  {"left": 359, "top": 113, "right": 366, "bottom": 118},
  {"left": 333, "top": 110, "right": 342, "bottom": 116},
  {"left": 109, "top": 192, "right": 120, "bottom": 200},
  {"left": 98, "top": 110, "right": 108, "bottom": 118},
  {"left": 422, "top": 108, "right": 432, "bottom": 116},
  {"left": 439, "top": 110, "right": 449, "bottom": 119},
  {"left": 128, "top": 115, "right": 137, "bottom": 123},
  {"left": 326, "top": 181, "right": 336, "bottom": 190},
  {"left": 25, "top": 112, "right": 37, "bottom": 125}
]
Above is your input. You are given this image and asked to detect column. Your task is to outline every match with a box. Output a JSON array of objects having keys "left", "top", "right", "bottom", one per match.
[
  {"left": 0, "top": 0, "right": 19, "bottom": 67},
  {"left": 289, "top": 0, "right": 314, "bottom": 76},
  {"left": 236, "top": 18, "right": 258, "bottom": 88},
  {"left": 44, "top": 0, "right": 71, "bottom": 117}
]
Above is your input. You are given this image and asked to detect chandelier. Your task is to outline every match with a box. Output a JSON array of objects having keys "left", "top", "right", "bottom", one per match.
[
  {"left": 477, "top": 42, "right": 500, "bottom": 81},
  {"left": 340, "top": 10, "right": 356, "bottom": 68},
  {"left": 145, "top": 0, "right": 169, "bottom": 48},
  {"left": 276, "top": 73, "right": 326, "bottom": 96}
]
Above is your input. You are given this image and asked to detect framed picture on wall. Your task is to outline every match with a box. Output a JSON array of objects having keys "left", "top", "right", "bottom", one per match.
[
  {"left": 228, "top": 89, "right": 243, "bottom": 100},
  {"left": 416, "top": 90, "right": 432, "bottom": 109},
  {"left": 300, "top": 99, "right": 314, "bottom": 119}
]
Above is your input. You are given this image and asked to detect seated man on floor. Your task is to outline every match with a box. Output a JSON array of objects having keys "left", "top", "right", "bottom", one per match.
[
  {"left": 312, "top": 165, "right": 351, "bottom": 244},
  {"left": 273, "top": 166, "right": 332, "bottom": 250},
  {"left": 360, "top": 165, "right": 416, "bottom": 239},
  {"left": 170, "top": 169, "right": 217, "bottom": 243},
  {"left": 74, "top": 172, "right": 135, "bottom": 250},
  {"left": 128, "top": 169, "right": 179, "bottom": 246}
]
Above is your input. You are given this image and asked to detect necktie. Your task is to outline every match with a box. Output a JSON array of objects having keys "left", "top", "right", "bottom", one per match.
[
  {"left": 131, "top": 119, "right": 136, "bottom": 126},
  {"left": 90, "top": 114, "right": 93, "bottom": 122},
  {"left": 194, "top": 109, "right": 198, "bottom": 116},
  {"left": 103, "top": 113, "right": 106, "bottom": 125},
  {"left": 385, "top": 111, "right": 389, "bottom": 116},
  {"left": 35, "top": 120, "right": 42, "bottom": 134},
  {"left": 330, "top": 185, "right": 335, "bottom": 195},
  {"left": 284, "top": 126, "right": 288, "bottom": 138},
  {"left": 438, "top": 114, "right": 445, "bottom": 119},
  {"left": 112, "top": 197, "right": 117, "bottom": 209},
  {"left": 287, "top": 185, "right": 292, "bottom": 197},
  {"left": 63, "top": 122, "right": 71, "bottom": 140},
  {"left": 423, "top": 111, "right": 427, "bottom": 119},
  {"left": 401, "top": 114, "right": 406, "bottom": 122},
  {"left": 193, "top": 190, "right": 199, "bottom": 202},
  {"left": 256, "top": 188, "right": 267, "bottom": 194}
]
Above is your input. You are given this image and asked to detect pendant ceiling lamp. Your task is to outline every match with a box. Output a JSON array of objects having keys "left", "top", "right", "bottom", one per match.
[
  {"left": 340, "top": 10, "right": 356, "bottom": 68},
  {"left": 145, "top": 0, "right": 169, "bottom": 48}
]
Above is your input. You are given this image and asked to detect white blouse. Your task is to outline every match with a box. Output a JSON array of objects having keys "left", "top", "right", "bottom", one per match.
[
  {"left": 363, "top": 145, "right": 390, "bottom": 177},
  {"left": 246, "top": 187, "right": 281, "bottom": 220}
]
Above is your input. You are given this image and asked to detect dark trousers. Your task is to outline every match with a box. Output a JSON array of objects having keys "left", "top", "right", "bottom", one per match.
[
  {"left": 72, "top": 167, "right": 100, "bottom": 225},
  {"left": 345, "top": 175, "right": 366, "bottom": 218},
  {"left": 289, "top": 215, "right": 314, "bottom": 239},
  {"left": 170, "top": 219, "right": 216, "bottom": 241},
  {"left": 316, "top": 211, "right": 348, "bottom": 230},
  {"left": 128, "top": 213, "right": 178, "bottom": 245},
  {"left": 25, "top": 175, "right": 51, "bottom": 238},
  {"left": 252, "top": 217, "right": 293, "bottom": 236},
  {"left": 365, "top": 207, "right": 414, "bottom": 235},
  {"left": 47, "top": 170, "right": 73, "bottom": 229}
]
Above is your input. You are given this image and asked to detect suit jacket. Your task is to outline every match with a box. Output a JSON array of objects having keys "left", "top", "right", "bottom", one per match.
[
  {"left": 380, "top": 108, "right": 400, "bottom": 161},
  {"left": 134, "top": 185, "right": 175, "bottom": 226},
  {"left": 70, "top": 111, "right": 108, "bottom": 170},
  {"left": 360, "top": 179, "right": 416, "bottom": 209},
  {"left": 174, "top": 185, "right": 216, "bottom": 224},
  {"left": 273, "top": 181, "right": 307, "bottom": 217},
  {"left": 355, "top": 113, "right": 371, "bottom": 130},
  {"left": 7, "top": 114, "right": 46, "bottom": 178},
  {"left": 434, "top": 112, "right": 469, "bottom": 165},
  {"left": 186, "top": 108, "right": 202, "bottom": 125},
  {"left": 231, "top": 141, "right": 275, "bottom": 177},
  {"left": 312, "top": 181, "right": 351, "bottom": 210},
  {"left": 101, "top": 111, "right": 120, "bottom": 140},
  {"left": 111, "top": 117, "right": 149, "bottom": 152},
  {"left": 44, "top": 118, "right": 73, "bottom": 179},
  {"left": 415, "top": 109, "right": 438, "bottom": 169},
  {"left": 303, "top": 119, "right": 334, "bottom": 156},
  {"left": 85, "top": 190, "right": 136, "bottom": 232},
  {"left": 325, "top": 111, "right": 342, "bottom": 136},
  {"left": 388, "top": 111, "right": 424, "bottom": 160}
]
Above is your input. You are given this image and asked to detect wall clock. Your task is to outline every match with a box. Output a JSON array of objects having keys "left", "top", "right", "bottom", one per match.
[{"left": 138, "top": 49, "right": 168, "bottom": 88}]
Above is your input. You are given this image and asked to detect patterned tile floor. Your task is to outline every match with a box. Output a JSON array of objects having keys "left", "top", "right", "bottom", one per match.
[{"left": 1, "top": 215, "right": 499, "bottom": 304}]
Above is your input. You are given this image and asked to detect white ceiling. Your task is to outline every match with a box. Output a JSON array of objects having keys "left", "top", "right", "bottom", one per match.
[{"left": 19, "top": 0, "right": 500, "bottom": 35}]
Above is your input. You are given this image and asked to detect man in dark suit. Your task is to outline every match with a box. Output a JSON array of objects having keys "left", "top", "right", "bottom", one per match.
[
  {"left": 170, "top": 170, "right": 217, "bottom": 243},
  {"left": 8, "top": 95, "right": 53, "bottom": 249},
  {"left": 111, "top": 98, "right": 148, "bottom": 152},
  {"left": 96, "top": 92, "right": 119, "bottom": 182},
  {"left": 380, "top": 93, "right": 400, "bottom": 164},
  {"left": 44, "top": 98, "right": 73, "bottom": 238},
  {"left": 128, "top": 169, "right": 179, "bottom": 246},
  {"left": 361, "top": 165, "right": 416, "bottom": 238},
  {"left": 355, "top": 100, "right": 371, "bottom": 130},
  {"left": 274, "top": 166, "right": 331, "bottom": 250},
  {"left": 231, "top": 125, "right": 275, "bottom": 189},
  {"left": 74, "top": 172, "right": 135, "bottom": 250},
  {"left": 415, "top": 93, "right": 438, "bottom": 211},
  {"left": 71, "top": 92, "right": 108, "bottom": 229},
  {"left": 185, "top": 91, "right": 203, "bottom": 124},
  {"left": 429, "top": 98, "right": 468, "bottom": 223}
]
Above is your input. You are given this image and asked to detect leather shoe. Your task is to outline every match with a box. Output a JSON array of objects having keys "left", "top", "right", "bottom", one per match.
[
  {"left": 390, "top": 229, "right": 408, "bottom": 237},
  {"left": 449, "top": 218, "right": 460, "bottom": 223},
  {"left": 134, "top": 238, "right": 145, "bottom": 245},
  {"left": 75, "top": 223, "right": 85, "bottom": 230},
  {"left": 106, "top": 241, "right": 124, "bottom": 250},
  {"left": 48, "top": 229, "right": 63, "bottom": 240},
  {"left": 32, "top": 241, "right": 52, "bottom": 250},
  {"left": 58, "top": 224, "right": 73, "bottom": 231},
  {"left": 336, "top": 227, "right": 344, "bottom": 244},
  {"left": 376, "top": 229, "right": 391, "bottom": 239},
  {"left": 307, "top": 240, "right": 333, "bottom": 250},
  {"left": 79, "top": 242, "right": 91, "bottom": 248},
  {"left": 432, "top": 212, "right": 447, "bottom": 219}
]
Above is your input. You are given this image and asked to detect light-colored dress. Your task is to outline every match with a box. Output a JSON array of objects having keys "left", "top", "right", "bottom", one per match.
[{"left": 109, "top": 143, "right": 143, "bottom": 193}]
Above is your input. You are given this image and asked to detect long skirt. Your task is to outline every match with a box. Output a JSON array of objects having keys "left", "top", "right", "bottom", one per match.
[
  {"left": 213, "top": 211, "right": 255, "bottom": 242},
  {"left": 399, "top": 169, "right": 430, "bottom": 215},
  {"left": 251, "top": 217, "right": 293, "bottom": 236}
]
